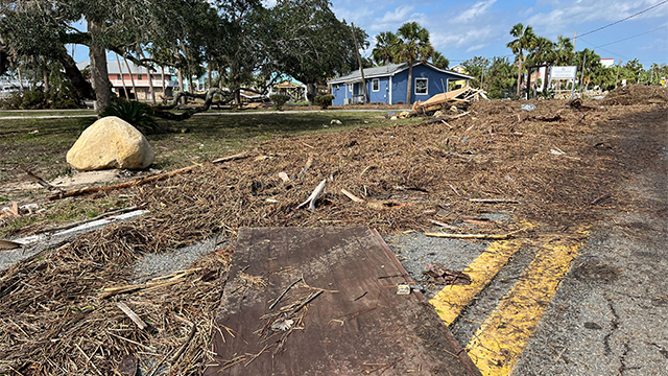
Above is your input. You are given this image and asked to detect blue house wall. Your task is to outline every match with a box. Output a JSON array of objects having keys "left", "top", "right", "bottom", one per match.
[
  {"left": 331, "top": 64, "right": 469, "bottom": 106},
  {"left": 391, "top": 65, "right": 463, "bottom": 104}
]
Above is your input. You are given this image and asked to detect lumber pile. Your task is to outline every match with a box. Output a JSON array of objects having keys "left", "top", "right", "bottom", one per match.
[{"left": 414, "top": 86, "right": 487, "bottom": 113}]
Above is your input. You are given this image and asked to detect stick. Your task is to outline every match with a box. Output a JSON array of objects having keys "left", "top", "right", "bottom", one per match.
[
  {"left": 299, "top": 155, "right": 314, "bottom": 177},
  {"left": 297, "top": 179, "right": 327, "bottom": 211},
  {"left": 101, "top": 268, "right": 199, "bottom": 299},
  {"left": 36, "top": 206, "right": 139, "bottom": 234},
  {"left": 170, "top": 323, "right": 197, "bottom": 364},
  {"left": 341, "top": 188, "right": 364, "bottom": 203},
  {"left": 427, "top": 219, "right": 459, "bottom": 231},
  {"left": 449, "top": 184, "right": 461, "bottom": 196},
  {"left": 270, "top": 277, "right": 304, "bottom": 310},
  {"left": 590, "top": 193, "right": 611, "bottom": 205},
  {"left": 292, "top": 290, "right": 323, "bottom": 314},
  {"left": 211, "top": 151, "right": 251, "bottom": 164},
  {"left": 116, "top": 302, "right": 147, "bottom": 330},
  {"left": 425, "top": 229, "right": 524, "bottom": 240},
  {"left": 48, "top": 151, "right": 249, "bottom": 200},
  {"left": 18, "top": 166, "right": 55, "bottom": 190},
  {"left": 469, "top": 198, "right": 521, "bottom": 204}
]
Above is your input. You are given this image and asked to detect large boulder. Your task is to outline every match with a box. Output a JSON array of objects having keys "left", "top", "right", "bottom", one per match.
[{"left": 67, "top": 116, "right": 155, "bottom": 171}]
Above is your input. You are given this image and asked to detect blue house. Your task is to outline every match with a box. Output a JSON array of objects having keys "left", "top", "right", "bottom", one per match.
[{"left": 328, "top": 62, "right": 474, "bottom": 106}]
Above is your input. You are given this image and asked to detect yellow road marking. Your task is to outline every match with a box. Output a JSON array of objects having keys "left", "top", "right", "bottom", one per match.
[
  {"left": 430, "top": 240, "right": 522, "bottom": 325},
  {"left": 465, "top": 240, "right": 581, "bottom": 376}
]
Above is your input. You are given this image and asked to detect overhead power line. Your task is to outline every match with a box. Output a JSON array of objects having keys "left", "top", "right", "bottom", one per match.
[
  {"left": 597, "top": 25, "right": 667, "bottom": 47},
  {"left": 579, "top": 38, "right": 630, "bottom": 60},
  {"left": 576, "top": 0, "right": 668, "bottom": 39}
]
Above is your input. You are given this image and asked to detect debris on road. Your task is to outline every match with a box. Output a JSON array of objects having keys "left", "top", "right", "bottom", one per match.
[{"left": 423, "top": 263, "right": 472, "bottom": 285}]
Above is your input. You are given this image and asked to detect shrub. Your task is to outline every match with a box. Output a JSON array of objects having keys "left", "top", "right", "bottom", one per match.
[
  {"left": 100, "top": 101, "right": 160, "bottom": 134},
  {"left": 0, "top": 93, "right": 23, "bottom": 110},
  {"left": 21, "top": 87, "right": 47, "bottom": 109},
  {"left": 314, "top": 94, "right": 334, "bottom": 109},
  {"left": 269, "top": 94, "right": 290, "bottom": 111}
]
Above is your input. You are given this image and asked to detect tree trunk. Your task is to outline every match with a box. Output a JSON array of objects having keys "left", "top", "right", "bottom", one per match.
[
  {"left": 177, "top": 68, "right": 184, "bottom": 103},
  {"left": 17, "top": 67, "right": 24, "bottom": 92},
  {"left": 56, "top": 46, "right": 94, "bottom": 99},
  {"left": 306, "top": 83, "right": 316, "bottom": 104},
  {"left": 123, "top": 56, "right": 138, "bottom": 101},
  {"left": 406, "top": 60, "right": 413, "bottom": 104},
  {"left": 139, "top": 50, "right": 156, "bottom": 104},
  {"left": 208, "top": 60, "right": 213, "bottom": 90},
  {"left": 88, "top": 20, "right": 111, "bottom": 113},
  {"left": 115, "top": 53, "right": 129, "bottom": 99},
  {"left": 516, "top": 52, "right": 523, "bottom": 97},
  {"left": 41, "top": 56, "right": 49, "bottom": 93},
  {"left": 161, "top": 66, "right": 166, "bottom": 101}
]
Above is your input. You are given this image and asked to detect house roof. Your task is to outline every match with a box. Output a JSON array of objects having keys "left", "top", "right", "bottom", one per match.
[
  {"left": 328, "top": 62, "right": 474, "bottom": 85},
  {"left": 77, "top": 61, "right": 154, "bottom": 75}
]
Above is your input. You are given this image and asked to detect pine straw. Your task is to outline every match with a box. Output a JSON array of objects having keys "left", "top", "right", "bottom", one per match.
[{"left": 1, "top": 98, "right": 664, "bottom": 375}]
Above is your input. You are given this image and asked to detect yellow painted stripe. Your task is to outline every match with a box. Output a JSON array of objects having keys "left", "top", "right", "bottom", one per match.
[
  {"left": 465, "top": 241, "right": 581, "bottom": 376},
  {"left": 429, "top": 240, "right": 522, "bottom": 325}
]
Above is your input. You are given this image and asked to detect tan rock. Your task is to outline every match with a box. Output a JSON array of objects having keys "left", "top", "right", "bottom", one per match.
[{"left": 66, "top": 116, "right": 154, "bottom": 170}]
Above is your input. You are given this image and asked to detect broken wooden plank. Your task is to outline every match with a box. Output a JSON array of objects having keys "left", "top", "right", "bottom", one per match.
[
  {"left": 205, "top": 227, "right": 482, "bottom": 376},
  {"left": 0, "top": 239, "right": 22, "bottom": 250}
]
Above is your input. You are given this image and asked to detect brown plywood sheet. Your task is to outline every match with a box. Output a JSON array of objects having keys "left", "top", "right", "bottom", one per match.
[{"left": 204, "top": 227, "right": 481, "bottom": 376}]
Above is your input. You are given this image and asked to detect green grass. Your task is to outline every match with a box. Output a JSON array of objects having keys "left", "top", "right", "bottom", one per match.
[
  {"left": 1, "top": 111, "right": 415, "bottom": 182},
  {"left": 0, "top": 110, "right": 96, "bottom": 117}
]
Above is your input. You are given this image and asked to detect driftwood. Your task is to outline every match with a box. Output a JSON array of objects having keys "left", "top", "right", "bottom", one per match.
[
  {"left": 425, "top": 228, "right": 524, "bottom": 240},
  {"left": 117, "top": 302, "right": 147, "bottom": 330},
  {"left": 297, "top": 179, "right": 327, "bottom": 211},
  {"left": 427, "top": 219, "right": 459, "bottom": 231},
  {"left": 47, "top": 152, "right": 249, "bottom": 200},
  {"left": 100, "top": 268, "right": 201, "bottom": 299},
  {"left": 341, "top": 188, "right": 364, "bottom": 203},
  {"left": 150, "top": 87, "right": 266, "bottom": 121}
]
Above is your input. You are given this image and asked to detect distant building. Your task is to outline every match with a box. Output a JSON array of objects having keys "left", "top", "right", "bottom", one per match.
[
  {"left": 327, "top": 62, "right": 473, "bottom": 106},
  {"left": 77, "top": 61, "right": 179, "bottom": 100},
  {"left": 600, "top": 58, "right": 615, "bottom": 68}
]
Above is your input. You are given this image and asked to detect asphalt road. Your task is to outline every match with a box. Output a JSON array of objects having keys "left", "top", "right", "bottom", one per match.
[{"left": 513, "top": 112, "right": 668, "bottom": 376}]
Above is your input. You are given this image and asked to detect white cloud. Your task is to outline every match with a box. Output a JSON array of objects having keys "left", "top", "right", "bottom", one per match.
[
  {"left": 527, "top": 0, "right": 667, "bottom": 35},
  {"left": 454, "top": 0, "right": 497, "bottom": 23},
  {"left": 466, "top": 44, "right": 487, "bottom": 53},
  {"left": 378, "top": 5, "right": 414, "bottom": 24}
]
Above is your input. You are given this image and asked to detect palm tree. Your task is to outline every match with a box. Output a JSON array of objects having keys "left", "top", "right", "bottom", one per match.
[
  {"left": 525, "top": 36, "right": 555, "bottom": 93},
  {"left": 394, "top": 22, "right": 434, "bottom": 104},
  {"left": 372, "top": 31, "right": 398, "bottom": 65},
  {"left": 432, "top": 51, "right": 449, "bottom": 69},
  {"left": 506, "top": 23, "right": 535, "bottom": 96},
  {"left": 555, "top": 35, "right": 574, "bottom": 66}
]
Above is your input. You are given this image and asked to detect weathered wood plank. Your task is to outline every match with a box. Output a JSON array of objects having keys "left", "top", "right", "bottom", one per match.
[{"left": 204, "top": 227, "right": 481, "bottom": 376}]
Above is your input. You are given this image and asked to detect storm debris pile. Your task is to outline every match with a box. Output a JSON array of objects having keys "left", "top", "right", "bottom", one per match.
[{"left": 1, "top": 97, "right": 663, "bottom": 375}]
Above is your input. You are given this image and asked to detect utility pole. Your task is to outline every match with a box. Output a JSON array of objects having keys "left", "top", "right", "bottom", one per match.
[
  {"left": 579, "top": 52, "right": 587, "bottom": 94},
  {"left": 351, "top": 23, "right": 369, "bottom": 104},
  {"left": 571, "top": 31, "right": 577, "bottom": 66},
  {"left": 615, "top": 59, "right": 622, "bottom": 89}
]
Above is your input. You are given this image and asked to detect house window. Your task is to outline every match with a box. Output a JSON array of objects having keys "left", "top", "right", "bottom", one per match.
[
  {"left": 138, "top": 74, "right": 143, "bottom": 80},
  {"left": 372, "top": 79, "right": 380, "bottom": 92},
  {"left": 117, "top": 74, "right": 122, "bottom": 80},
  {"left": 415, "top": 78, "right": 428, "bottom": 95},
  {"left": 349, "top": 84, "right": 353, "bottom": 93}
]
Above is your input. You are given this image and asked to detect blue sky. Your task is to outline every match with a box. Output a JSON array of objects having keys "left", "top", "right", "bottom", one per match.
[
  {"left": 72, "top": 0, "right": 668, "bottom": 68},
  {"left": 333, "top": 0, "right": 668, "bottom": 67}
]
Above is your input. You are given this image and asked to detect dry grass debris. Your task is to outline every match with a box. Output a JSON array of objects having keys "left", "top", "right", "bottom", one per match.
[{"left": 1, "top": 91, "right": 666, "bottom": 374}]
